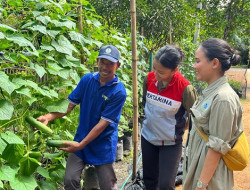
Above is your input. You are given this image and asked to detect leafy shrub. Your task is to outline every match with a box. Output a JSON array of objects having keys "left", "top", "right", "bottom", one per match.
[{"left": 228, "top": 80, "right": 242, "bottom": 97}]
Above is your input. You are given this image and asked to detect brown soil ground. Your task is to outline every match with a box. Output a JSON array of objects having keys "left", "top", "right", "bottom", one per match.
[{"left": 115, "top": 68, "right": 250, "bottom": 190}]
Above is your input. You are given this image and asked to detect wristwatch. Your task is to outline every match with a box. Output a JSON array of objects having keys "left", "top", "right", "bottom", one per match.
[{"left": 197, "top": 180, "right": 208, "bottom": 188}]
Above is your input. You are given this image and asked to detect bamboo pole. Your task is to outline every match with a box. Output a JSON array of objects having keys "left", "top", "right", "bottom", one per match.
[
  {"left": 130, "top": 0, "right": 138, "bottom": 180},
  {"left": 78, "top": 0, "right": 84, "bottom": 64}
]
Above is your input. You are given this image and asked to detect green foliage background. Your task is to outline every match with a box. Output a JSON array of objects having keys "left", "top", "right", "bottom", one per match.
[
  {"left": 0, "top": 0, "right": 249, "bottom": 189},
  {"left": 0, "top": 0, "right": 148, "bottom": 189}
]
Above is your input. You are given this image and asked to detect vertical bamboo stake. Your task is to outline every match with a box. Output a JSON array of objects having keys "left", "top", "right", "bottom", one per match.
[
  {"left": 130, "top": 0, "right": 138, "bottom": 180},
  {"left": 78, "top": 0, "right": 84, "bottom": 64}
]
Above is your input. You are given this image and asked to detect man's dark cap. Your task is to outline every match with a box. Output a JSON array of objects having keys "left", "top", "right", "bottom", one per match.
[{"left": 97, "top": 45, "right": 120, "bottom": 63}]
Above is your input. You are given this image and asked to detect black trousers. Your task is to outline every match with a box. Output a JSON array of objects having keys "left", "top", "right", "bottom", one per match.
[{"left": 141, "top": 136, "right": 182, "bottom": 190}]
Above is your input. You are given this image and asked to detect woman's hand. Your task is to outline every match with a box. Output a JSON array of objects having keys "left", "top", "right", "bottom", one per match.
[{"left": 59, "top": 141, "right": 82, "bottom": 153}]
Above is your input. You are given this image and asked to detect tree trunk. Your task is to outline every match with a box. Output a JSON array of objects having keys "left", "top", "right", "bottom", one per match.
[{"left": 78, "top": 0, "right": 84, "bottom": 64}]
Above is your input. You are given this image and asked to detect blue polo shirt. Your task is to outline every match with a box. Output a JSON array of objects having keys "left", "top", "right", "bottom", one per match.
[{"left": 68, "top": 72, "right": 126, "bottom": 165}]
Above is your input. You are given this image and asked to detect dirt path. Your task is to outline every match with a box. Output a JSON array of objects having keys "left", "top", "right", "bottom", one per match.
[
  {"left": 234, "top": 99, "right": 250, "bottom": 190},
  {"left": 226, "top": 68, "right": 250, "bottom": 189}
]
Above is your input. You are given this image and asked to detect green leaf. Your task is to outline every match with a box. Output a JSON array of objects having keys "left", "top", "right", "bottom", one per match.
[
  {"left": 26, "top": 80, "right": 39, "bottom": 90},
  {"left": 49, "top": 89, "right": 58, "bottom": 98},
  {"left": 0, "top": 100, "right": 14, "bottom": 120},
  {"left": 2, "top": 54, "right": 17, "bottom": 63},
  {"left": 30, "top": 63, "right": 47, "bottom": 78},
  {"left": 37, "top": 87, "right": 51, "bottom": 98},
  {"left": 16, "top": 87, "right": 31, "bottom": 98},
  {"left": 86, "top": 19, "right": 102, "bottom": 28},
  {"left": 62, "top": 80, "right": 74, "bottom": 88},
  {"left": 48, "top": 0, "right": 63, "bottom": 11},
  {"left": 58, "top": 69, "right": 70, "bottom": 79},
  {"left": 59, "top": 58, "right": 75, "bottom": 68},
  {"left": 1, "top": 131, "right": 25, "bottom": 144},
  {"left": 21, "top": 21, "right": 35, "bottom": 29},
  {"left": 0, "top": 180, "right": 2, "bottom": 188},
  {"left": 69, "top": 31, "right": 86, "bottom": 45},
  {"left": 50, "top": 168, "right": 65, "bottom": 182},
  {"left": 46, "top": 99, "right": 69, "bottom": 113},
  {"left": 38, "top": 180, "right": 57, "bottom": 190},
  {"left": 52, "top": 35, "right": 78, "bottom": 55},
  {"left": 0, "top": 165, "right": 18, "bottom": 181},
  {"left": 83, "top": 37, "right": 103, "bottom": 48},
  {"left": 10, "top": 175, "right": 37, "bottom": 190},
  {"left": 0, "top": 138, "right": 7, "bottom": 155},
  {"left": 36, "top": 2, "right": 50, "bottom": 10},
  {"left": 69, "top": 31, "right": 91, "bottom": 55},
  {"left": 18, "top": 53, "right": 31, "bottom": 63},
  {"left": 112, "top": 34, "right": 127, "bottom": 43},
  {"left": 41, "top": 43, "right": 55, "bottom": 51},
  {"left": 70, "top": 70, "right": 80, "bottom": 84},
  {"left": 0, "top": 32, "right": 4, "bottom": 39},
  {"left": 43, "top": 152, "right": 62, "bottom": 159},
  {"left": 46, "top": 30, "right": 60, "bottom": 38},
  {"left": 51, "top": 20, "right": 76, "bottom": 29},
  {"left": 66, "top": 55, "right": 80, "bottom": 62},
  {"left": 78, "top": 64, "right": 90, "bottom": 73},
  {"left": 6, "top": 34, "right": 36, "bottom": 51},
  {"left": 0, "top": 71, "right": 17, "bottom": 94},
  {"left": 0, "top": 24, "right": 17, "bottom": 32},
  {"left": 12, "top": 78, "right": 27, "bottom": 89},
  {"left": 47, "top": 62, "right": 63, "bottom": 76},
  {"left": 47, "top": 62, "right": 63, "bottom": 71},
  {"left": 92, "top": 19, "right": 102, "bottom": 28},
  {"left": 44, "top": 55, "right": 55, "bottom": 61},
  {"left": 19, "top": 157, "right": 40, "bottom": 176},
  {"left": 27, "top": 50, "right": 39, "bottom": 57},
  {"left": 64, "top": 130, "right": 74, "bottom": 140},
  {"left": 92, "top": 39, "right": 103, "bottom": 47},
  {"left": 28, "top": 25, "right": 47, "bottom": 35},
  {"left": 6, "top": 0, "right": 23, "bottom": 8},
  {"left": 26, "top": 97, "right": 37, "bottom": 105},
  {"left": 36, "top": 15, "right": 51, "bottom": 25},
  {"left": 41, "top": 86, "right": 58, "bottom": 98},
  {"left": 116, "top": 45, "right": 128, "bottom": 53},
  {"left": 37, "top": 166, "right": 51, "bottom": 180},
  {"left": 32, "top": 10, "right": 48, "bottom": 17},
  {"left": 1, "top": 144, "right": 24, "bottom": 165},
  {"left": 82, "top": 37, "right": 93, "bottom": 45}
]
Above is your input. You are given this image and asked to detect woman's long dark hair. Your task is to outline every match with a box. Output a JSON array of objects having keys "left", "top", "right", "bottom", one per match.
[{"left": 154, "top": 45, "right": 184, "bottom": 70}]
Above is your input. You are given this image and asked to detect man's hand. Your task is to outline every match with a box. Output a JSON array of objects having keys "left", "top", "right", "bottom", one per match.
[
  {"left": 59, "top": 141, "right": 82, "bottom": 153},
  {"left": 36, "top": 103, "right": 76, "bottom": 125},
  {"left": 36, "top": 115, "right": 49, "bottom": 125}
]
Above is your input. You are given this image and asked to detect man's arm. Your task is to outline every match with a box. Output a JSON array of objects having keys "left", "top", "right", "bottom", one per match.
[
  {"left": 60, "top": 118, "right": 110, "bottom": 152},
  {"left": 37, "top": 103, "right": 76, "bottom": 125}
]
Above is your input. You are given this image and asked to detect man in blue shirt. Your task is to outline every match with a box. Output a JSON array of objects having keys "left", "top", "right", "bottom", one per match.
[{"left": 37, "top": 45, "right": 127, "bottom": 190}]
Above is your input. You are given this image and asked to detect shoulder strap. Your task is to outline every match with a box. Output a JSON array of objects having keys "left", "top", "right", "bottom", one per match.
[
  {"left": 196, "top": 126, "right": 209, "bottom": 142},
  {"left": 190, "top": 110, "right": 209, "bottom": 142}
]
